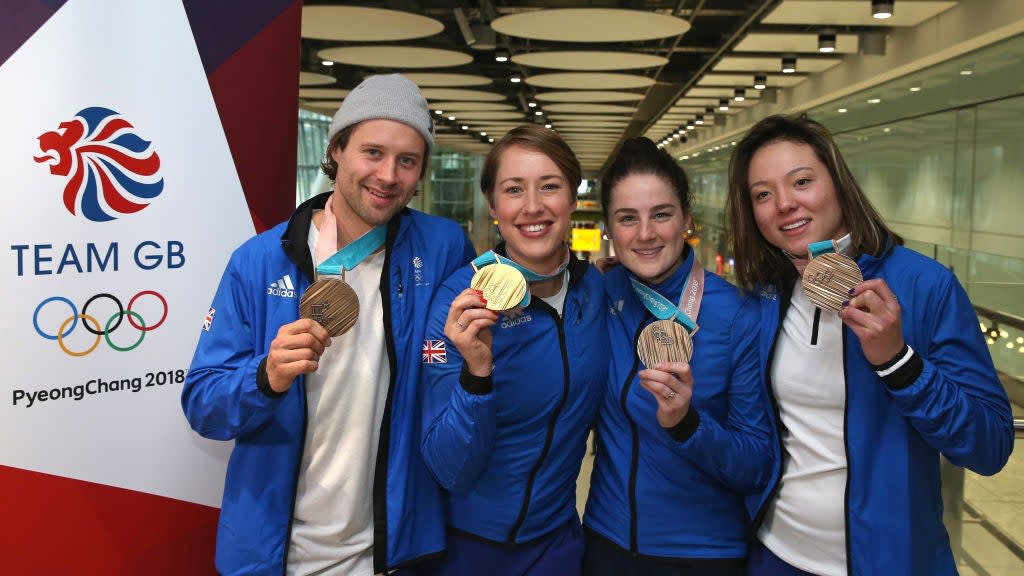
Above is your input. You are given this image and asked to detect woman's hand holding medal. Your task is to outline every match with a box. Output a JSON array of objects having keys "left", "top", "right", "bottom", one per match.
[
  {"left": 446, "top": 289, "right": 499, "bottom": 376},
  {"left": 638, "top": 362, "right": 694, "bottom": 429},
  {"left": 840, "top": 278, "right": 905, "bottom": 366},
  {"left": 266, "top": 318, "right": 332, "bottom": 393}
]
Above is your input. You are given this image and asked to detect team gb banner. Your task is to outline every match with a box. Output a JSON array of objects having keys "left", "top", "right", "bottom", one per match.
[{"left": 0, "top": 0, "right": 299, "bottom": 571}]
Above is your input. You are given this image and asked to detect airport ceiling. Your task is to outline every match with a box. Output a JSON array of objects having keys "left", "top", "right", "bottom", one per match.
[{"left": 298, "top": 1, "right": 958, "bottom": 176}]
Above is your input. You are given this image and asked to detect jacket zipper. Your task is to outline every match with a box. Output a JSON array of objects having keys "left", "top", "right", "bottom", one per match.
[
  {"left": 625, "top": 317, "right": 647, "bottom": 553},
  {"left": 810, "top": 307, "right": 822, "bottom": 346},
  {"left": 749, "top": 284, "right": 793, "bottom": 535},
  {"left": 842, "top": 328, "right": 853, "bottom": 576},
  {"left": 371, "top": 232, "right": 400, "bottom": 573},
  {"left": 281, "top": 282, "right": 311, "bottom": 575},
  {"left": 507, "top": 302, "right": 571, "bottom": 543}
]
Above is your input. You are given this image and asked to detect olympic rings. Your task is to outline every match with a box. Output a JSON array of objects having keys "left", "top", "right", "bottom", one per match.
[{"left": 33, "top": 291, "right": 167, "bottom": 356}]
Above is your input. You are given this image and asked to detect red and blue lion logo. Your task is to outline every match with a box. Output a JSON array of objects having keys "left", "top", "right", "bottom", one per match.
[{"left": 34, "top": 107, "right": 163, "bottom": 222}]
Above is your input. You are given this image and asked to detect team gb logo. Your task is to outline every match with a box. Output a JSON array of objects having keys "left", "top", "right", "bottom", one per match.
[{"left": 34, "top": 107, "right": 164, "bottom": 222}]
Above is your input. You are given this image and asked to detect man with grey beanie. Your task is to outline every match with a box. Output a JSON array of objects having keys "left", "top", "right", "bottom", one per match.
[{"left": 183, "top": 73, "right": 475, "bottom": 576}]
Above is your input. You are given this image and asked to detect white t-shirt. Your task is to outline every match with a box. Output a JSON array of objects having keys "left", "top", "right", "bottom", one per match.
[
  {"left": 286, "top": 219, "right": 390, "bottom": 576},
  {"left": 537, "top": 271, "right": 569, "bottom": 316},
  {"left": 759, "top": 280, "right": 848, "bottom": 576}
]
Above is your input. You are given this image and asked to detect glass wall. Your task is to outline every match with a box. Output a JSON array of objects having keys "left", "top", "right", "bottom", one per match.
[{"left": 297, "top": 109, "right": 331, "bottom": 204}]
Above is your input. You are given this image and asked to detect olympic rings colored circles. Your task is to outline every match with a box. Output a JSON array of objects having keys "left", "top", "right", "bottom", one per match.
[
  {"left": 32, "top": 291, "right": 168, "bottom": 356},
  {"left": 58, "top": 313, "right": 102, "bottom": 357},
  {"left": 105, "top": 310, "right": 146, "bottom": 352},
  {"left": 128, "top": 290, "right": 167, "bottom": 331},
  {"left": 34, "top": 296, "right": 77, "bottom": 340},
  {"left": 82, "top": 293, "right": 123, "bottom": 335}
]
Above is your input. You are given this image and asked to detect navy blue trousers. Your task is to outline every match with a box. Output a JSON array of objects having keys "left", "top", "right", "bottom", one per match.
[
  {"left": 583, "top": 527, "right": 746, "bottom": 576},
  {"left": 420, "top": 517, "right": 583, "bottom": 576}
]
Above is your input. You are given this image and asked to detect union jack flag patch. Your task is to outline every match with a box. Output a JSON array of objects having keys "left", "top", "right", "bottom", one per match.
[
  {"left": 203, "top": 307, "right": 216, "bottom": 332},
  {"left": 421, "top": 339, "right": 447, "bottom": 364}
]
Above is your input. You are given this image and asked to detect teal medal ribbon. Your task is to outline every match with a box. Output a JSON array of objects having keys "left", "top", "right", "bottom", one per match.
[
  {"left": 807, "top": 239, "right": 838, "bottom": 259},
  {"left": 629, "top": 257, "right": 704, "bottom": 335},
  {"left": 316, "top": 224, "right": 387, "bottom": 279},
  {"left": 471, "top": 249, "right": 570, "bottom": 308}
]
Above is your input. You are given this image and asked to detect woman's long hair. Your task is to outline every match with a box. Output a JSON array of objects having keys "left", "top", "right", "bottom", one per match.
[{"left": 726, "top": 114, "right": 901, "bottom": 290}]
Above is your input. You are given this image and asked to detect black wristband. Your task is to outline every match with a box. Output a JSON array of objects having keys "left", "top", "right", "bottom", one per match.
[
  {"left": 459, "top": 364, "right": 493, "bottom": 395},
  {"left": 256, "top": 357, "right": 286, "bottom": 398},
  {"left": 877, "top": 348, "right": 924, "bottom": 391},
  {"left": 870, "top": 343, "right": 910, "bottom": 372},
  {"left": 665, "top": 408, "right": 701, "bottom": 443}
]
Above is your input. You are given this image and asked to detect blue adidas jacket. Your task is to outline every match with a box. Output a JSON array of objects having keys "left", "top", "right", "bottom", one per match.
[
  {"left": 750, "top": 244, "right": 1014, "bottom": 575},
  {"left": 182, "top": 192, "right": 475, "bottom": 575},
  {"left": 421, "top": 249, "right": 609, "bottom": 544},
  {"left": 584, "top": 247, "right": 773, "bottom": 559}
]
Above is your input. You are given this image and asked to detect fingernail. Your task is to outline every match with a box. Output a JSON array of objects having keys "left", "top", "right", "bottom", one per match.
[
  {"left": 480, "top": 297, "right": 488, "bottom": 304},
  {"left": 848, "top": 287, "right": 855, "bottom": 295},
  {"left": 841, "top": 299, "right": 849, "bottom": 307}
]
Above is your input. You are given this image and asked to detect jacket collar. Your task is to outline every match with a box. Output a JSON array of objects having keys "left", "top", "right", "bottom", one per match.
[
  {"left": 493, "top": 241, "right": 589, "bottom": 288},
  {"left": 854, "top": 236, "right": 897, "bottom": 278},
  {"left": 279, "top": 190, "right": 408, "bottom": 282}
]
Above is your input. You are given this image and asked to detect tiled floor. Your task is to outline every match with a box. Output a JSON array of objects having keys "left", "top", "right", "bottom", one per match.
[{"left": 957, "top": 401, "right": 1024, "bottom": 575}]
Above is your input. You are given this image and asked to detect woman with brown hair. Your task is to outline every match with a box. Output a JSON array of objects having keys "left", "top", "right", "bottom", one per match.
[
  {"left": 726, "top": 114, "right": 1013, "bottom": 575},
  {"left": 420, "top": 124, "right": 608, "bottom": 575},
  {"left": 583, "top": 136, "right": 771, "bottom": 576}
]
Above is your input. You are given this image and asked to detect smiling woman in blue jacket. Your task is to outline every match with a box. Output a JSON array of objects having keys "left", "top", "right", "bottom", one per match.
[
  {"left": 726, "top": 114, "right": 1014, "bottom": 576},
  {"left": 582, "top": 137, "right": 773, "bottom": 576},
  {"left": 420, "top": 124, "right": 608, "bottom": 576}
]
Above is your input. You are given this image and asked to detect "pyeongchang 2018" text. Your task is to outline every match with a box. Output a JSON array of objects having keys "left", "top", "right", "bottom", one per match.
[{"left": 12, "top": 369, "right": 187, "bottom": 408}]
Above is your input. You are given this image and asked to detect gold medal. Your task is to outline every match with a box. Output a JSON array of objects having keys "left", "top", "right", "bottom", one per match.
[
  {"left": 300, "top": 278, "right": 359, "bottom": 337},
  {"left": 637, "top": 320, "right": 693, "bottom": 367},
  {"left": 802, "top": 252, "right": 863, "bottom": 311},
  {"left": 470, "top": 263, "right": 527, "bottom": 313}
]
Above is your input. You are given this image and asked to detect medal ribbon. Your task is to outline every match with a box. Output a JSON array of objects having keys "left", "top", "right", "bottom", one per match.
[
  {"left": 471, "top": 249, "right": 570, "bottom": 283},
  {"left": 315, "top": 194, "right": 387, "bottom": 277},
  {"left": 787, "top": 234, "right": 854, "bottom": 274},
  {"left": 470, "top": 249, "right": 570, "bottom": 309},
  {"left": 629, "top": 258, "right": 705, "bottom": 335}
]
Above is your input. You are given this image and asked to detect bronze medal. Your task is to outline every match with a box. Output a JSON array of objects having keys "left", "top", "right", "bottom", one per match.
[
  {"left": 300, "top": 278, "right": 359, "bottom": 337},
  {"left": 470, "top": 263, "right": 528, "bottom": 313},
  {"left": 802, "top": 252, "right": 863, "bottom": 311},
  {"left": 637, "top": 320, "right": 693, "bottom": 367}
]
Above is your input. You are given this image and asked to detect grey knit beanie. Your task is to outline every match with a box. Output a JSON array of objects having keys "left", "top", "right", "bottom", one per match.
[{"left": 328, "top": 73, "right": 435, "bottom": 156}]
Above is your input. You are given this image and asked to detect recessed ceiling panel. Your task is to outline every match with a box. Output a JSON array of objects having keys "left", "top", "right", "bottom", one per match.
[
  {"left": 555, "top": 121, "right": 629, "bottom": 128},
  {"left": 513, "top": 51, "right": 668, "bottom": 71},
  {"left": 429, "top": 101, "right": 517, "bottom": 111},
  {"left": 299, "top": 71, "right": 335, "bottom": 86},
  {"left": 527, "top": 72, "right": 655, "bottom": 90},
  {"left": 443, "top": 111, "right": 524, "bottom": 120},
  {"left": 687, "top": 87, "right": 761, "bottom": 99},
  {"left": 302, "top": 6, "right": 443, "bottom": 41},
  {"left": 402, "top": 73, "right": 491, "bottom": 87},
  {"left": 544, "top": 103, "right": 637, "bottom": 114},
  {"left": 713, "top": 56, "right": 841, "bottom": 74},
  {"left": 698, "top": 73, "right": 806, "bottom": 88},
  {"left": 319, "top": 46, "right": 472, "bottom": 69},
  {"left": 493, "top": 9, "right": 690, "bottom": 42},
  {"left": 734, "top": 33, "right": 859, "bottom": 54},
  {"left": 536, "top": 91, "right": 644, "bottom": 103},
  {"left": 549, "top": 115, "right": 633, "bottom": 122},
  {"left": 302, "top": 101, "right": 341, "bottom": 113},
  {"left": 299, "top": 88, "right": 350, "bottom": 99},
  {"left": 763, "top": 1, "right": 955, "bottom": 27},
  {"left": 418, "top": 88, "right": 506, "bottom": 101}
]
